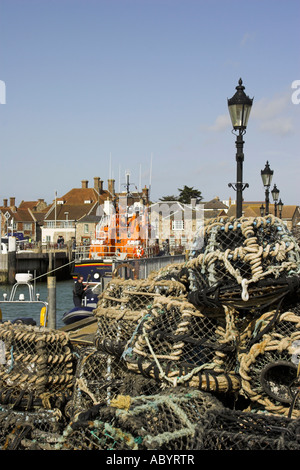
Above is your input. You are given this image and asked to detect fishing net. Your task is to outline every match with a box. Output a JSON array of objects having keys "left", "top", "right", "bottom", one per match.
[
  {"left": 0, "top": 214, "right": 299, "bottom": 449},
  {"left": 123, "top": 296, "right": 240, "bottom": 393},
  {"left": 67, "top": 346, "right": 161, "bottom": 420},
  {"left": 238, "top": 310, "right": 300, "bottom": 417},
  {"left": 0, "top": 406, "right": 65, "bottom": 450},
  {"left": 0, "top": 322, "right": 74, "bottom": 412},
  {"left": 238, "top": 305, "right": 300, "bottom": 352},
  {"left": 200, "top": 407, "right": 300, "bottom": 450},
  {"left": 56, "top": 388, "right": 224, "bottom": 450},
  {"left": 93, "top": 278, "right": 186, "bottom": 357},
  {"left": 186, "top": 215, "right": 300, "bottom": 309},
  {"left": 98, "top": 278, "right": 186, "bottom": 309}
]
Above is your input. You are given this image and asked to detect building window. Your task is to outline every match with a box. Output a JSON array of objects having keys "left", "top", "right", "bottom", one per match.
[
  {"left": 84, "top": 224, "right": 89, "bottom": 234},
  {"left": 172, "top": 220, "right": 184, "bottom": 231},
  {"left": 23, "top": 223, "right": 31, "bottom": 231}
]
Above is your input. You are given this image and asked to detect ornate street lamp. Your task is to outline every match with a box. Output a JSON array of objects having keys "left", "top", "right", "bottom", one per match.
[
  {"left": 260, "top": 204, "right": 265, "bottom": 217},
  {"left": 228, "top": 78, "right": 253, "bottom": 218},
  {"left": 271, "top": 183, "right": 280, "bottom": 217},
  {"left": 261, "top": 161, "right": 273, "bottom": 215},
  {"left": 277, "top": 198, "right": 284, "bottom": 219}
]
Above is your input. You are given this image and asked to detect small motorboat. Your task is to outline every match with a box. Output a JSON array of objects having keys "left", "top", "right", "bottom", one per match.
[
  {"left": 61, "top": 305, "right": 95, "bottom": 325},
  {"left": 0, "top": 273, "right": 48, "bottom": 326},
  {"left": 62, "top": 284, "right": 100, "bottom": 325}
]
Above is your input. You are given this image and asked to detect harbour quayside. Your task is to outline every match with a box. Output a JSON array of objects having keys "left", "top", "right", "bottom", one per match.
[
  {"left": 72, "top": 173, "right": 184, "bottom": 286},
  {"left": 0, "top": 269, "right": 100, "bottom": 328}
]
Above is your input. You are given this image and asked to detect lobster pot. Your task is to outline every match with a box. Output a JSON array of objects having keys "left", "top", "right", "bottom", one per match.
[
  {"left": 68, "top": 347, "right": 161, "bottom": 419},
  {"left": 148, "top": 262, "right": 189, "bottom": 285},
  {"left": 94, "top": 306, "right": 146, "bottom": 357},
  {"left": 187, "top": 215, "right": 300, "bottom": 309},
  {"left": 124, "top": 296, "right": 241, "bottom": 393},
  {"left": 0, "top": 406, "right": 65, "bottom": 450},
  {"left": 200, "top": 407, "right": 300, "bottom": 450},
  {"left": 98, "top": 277, "right": 186, "bottom": 310},
  {"left": 0, "top": 322, "right": 74, "bottom": 411},
  {"left": 239, "top": 321, "right": 300, "bottom": 417},
  {"left": 94, "top": 278, "right": 187, "bottom": 357},
  {"left": 57, "top": 388, "right": 224, "bottom": 451},
  {"left": 239, "top": 308, "right": 300, "bottom": 353}
]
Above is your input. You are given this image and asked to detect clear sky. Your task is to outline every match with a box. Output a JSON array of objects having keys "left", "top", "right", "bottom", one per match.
[{"left": 0, "top": 0, "right": 299, "bottom": 206}]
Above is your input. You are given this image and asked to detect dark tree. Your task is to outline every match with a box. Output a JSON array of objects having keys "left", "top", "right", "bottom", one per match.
[
  {"left": 177, "top": 185, "right": 203, "bottom": 204},
  {"left": 159, "top": 195, "right": 179, "bottom": 201}
]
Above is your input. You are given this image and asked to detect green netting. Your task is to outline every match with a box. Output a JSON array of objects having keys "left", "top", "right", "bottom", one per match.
[{"left": 55, "top": 388, "right": 224, "bottom": 450}]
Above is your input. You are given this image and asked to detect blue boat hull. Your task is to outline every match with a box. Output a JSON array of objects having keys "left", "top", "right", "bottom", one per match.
[
  {"left": 62, "top": 306, "right": 95, "bottom": 325},
  {"left": 73, "top": 260, "right": 113, "bottom": 283}
]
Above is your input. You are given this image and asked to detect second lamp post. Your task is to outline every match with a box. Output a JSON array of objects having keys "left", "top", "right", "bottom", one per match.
[
  {"left": 261, "top": 161, "right": 273, "bottom": 215},
  {"left": 271, "top": 183, "right": 280, "bottom": 216},
  {"left": 228, "top": 79, "right": 253, "bottom": 218}
]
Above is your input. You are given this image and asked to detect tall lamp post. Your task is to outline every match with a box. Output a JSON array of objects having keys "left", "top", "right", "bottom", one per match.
[
  {"left": 271, "top": 183, "right": 280, "bottom": 217},
  {"left": 261, "top": 161, "right": 273, "bottom": 215},
  {"left": 277, "top": 199, "right": 284, "bottom": 219},
  {"left": 228, "top": 78, "right": 253, "bottom": 218}
]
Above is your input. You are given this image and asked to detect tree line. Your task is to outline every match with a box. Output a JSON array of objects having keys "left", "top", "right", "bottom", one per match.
[{"left": 159, "top": 185, "right": 203, "bottom": 204}]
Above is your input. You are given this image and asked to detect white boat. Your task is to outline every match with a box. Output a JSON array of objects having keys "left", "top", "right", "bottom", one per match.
[{"left": 0, "top": 273, "right": 48, "bottom": 326}]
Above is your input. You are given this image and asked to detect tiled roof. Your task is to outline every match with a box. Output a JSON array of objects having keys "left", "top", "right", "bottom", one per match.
[
  {"left": 18, "top": 201, "right": 37, "bottom": 210},
  {"left": 14, "top": 209, "right": 35, "bottom": 222},
  {"left": 203, "top": 198, "right": 228, "bottom": 210},
  {"left": 226, "top": 202, "right": 299, "bottom": 220},
  {"left": 78, "top": 214, "right": 102, "bottom": 223},
  {"left": 45, "top": 203, "right": 98, "bottom": 221},
  {"left": 31, "top": 211, "right": 48, "bottom": 224},
  {"left": 57, "top": 187, "right": 109, "bottom": 205},
  {"left": 44, "top": 186, "right": 112, "bottom": 221},
  {"left": 203, "top": 209, "right": 227, "bottom": 219},
  {"left": 0, "top": 207, "right": 35, "bottom": 222}
]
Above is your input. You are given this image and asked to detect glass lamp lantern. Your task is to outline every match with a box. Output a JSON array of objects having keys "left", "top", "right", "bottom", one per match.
[
  {"left": 277, "top": 199, "right": 283, "bottom": 213},
  {"left": 228, "top": 78, "right": 253, "bottom": 131},
  {"left": 261, "top": 161, "right": 274, "bottom": 188},
  {"left": 271, "top": 183, "right": 280, "bottom": 202}
]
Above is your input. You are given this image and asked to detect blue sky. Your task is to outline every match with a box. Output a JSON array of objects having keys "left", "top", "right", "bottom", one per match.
[{"left": 0, "top": 0, "right": 299, "bottom": 206}]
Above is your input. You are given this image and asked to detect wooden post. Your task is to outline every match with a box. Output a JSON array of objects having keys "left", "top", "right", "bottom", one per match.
[
  {"left": 8, "top": 237, "right": 17, "bottom": 285},
  {"left": 47, "top": 276, "right": 56, "bottom": 329}
]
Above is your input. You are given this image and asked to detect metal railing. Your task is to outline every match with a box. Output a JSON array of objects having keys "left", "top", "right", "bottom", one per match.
[{"left": 73, "top": 243, "right": 187, "bottom": 261}]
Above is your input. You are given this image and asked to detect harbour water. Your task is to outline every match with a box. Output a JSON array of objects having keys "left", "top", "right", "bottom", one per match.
[{"left": 0, "top": 279, "right": 76, "bottom": 329}]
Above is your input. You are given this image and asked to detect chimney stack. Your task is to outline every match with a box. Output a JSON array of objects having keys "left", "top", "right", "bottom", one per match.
[
  {"left": 81, "top": 180, "right": 88, "bottom": 189},
  {"left": 3, "top": 199, "right": 7, "bottom": 207},
  {"left": 108, "top": 179, "right": 115, "bottom": 198},
  {"left": 9, "top": 197, "right": 16, "bottom": 207},
  {"left": 94, "top": 177, "right": 103, "bottom": 194},
  {"left": 142, "top": 186, "right": 149, "bottom": 204}
]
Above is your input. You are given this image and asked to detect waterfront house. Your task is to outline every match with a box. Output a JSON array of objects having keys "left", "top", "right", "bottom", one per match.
[
  {"left": 41, "top": 178, "right": 108, "bottom": 246},
  {"left": 203, "top": 197, "right": 229, "bottom": 219},
  {"left": 149, "top": 199, "right": 205, "bottom": 252},
  {"left": 0, "top": 197, "right": 49, "bottom": 242},
  {"left": 41, "top": 177, "right": 150, "bottom": 247}
]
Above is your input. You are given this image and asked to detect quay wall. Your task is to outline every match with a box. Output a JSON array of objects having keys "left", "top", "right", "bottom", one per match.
[
  {"left": 0, "top": 251, "right": 73, "bottom": 284},
  {"left": 115, "top": 254, "right": 186, "bottom": 280},
  {"left": 0, "top": 253, "right": 8, "bottom": 283}
]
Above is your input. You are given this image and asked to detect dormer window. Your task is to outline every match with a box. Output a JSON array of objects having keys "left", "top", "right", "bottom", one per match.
[{"left": 84, "top": 200, "right": 92, "bottom": 204}]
